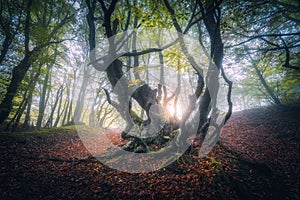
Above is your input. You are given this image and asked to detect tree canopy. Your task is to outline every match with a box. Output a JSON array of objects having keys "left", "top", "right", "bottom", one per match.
[{"left": 0, "top": 0, "right": 299, "bottom": 156}]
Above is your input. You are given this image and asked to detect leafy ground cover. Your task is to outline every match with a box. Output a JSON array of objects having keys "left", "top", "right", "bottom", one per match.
[{"left": 0, "top": 105, "right": 299, "bottom": 199}]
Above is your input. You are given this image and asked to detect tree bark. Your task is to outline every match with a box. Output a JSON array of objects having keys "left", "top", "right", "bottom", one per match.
[
  {"left": 67, "top": 68, "right": 77, "bottom": 123},
  {"left": 0, "top": 0, "right": 33, "bottom": 125},
  {"left": 22, "top": 93, "right": 32, "bottom": 130},
  {"left": 36, "top": 67, "right": 50, "bottom": 128},
  {"left": 0, "top": 55, "right": 31, "bottom": 124},
  {"left": 14, "top": 69, "right": 41, "bottom": 130},
  {"left": 44, "top": 85, "right": 63, "bottom": 128},
  {"left": 0, "top": 1, "right": 23, "bottom": 65},
  {"left": 74, "top": 65, "right": 90, "bottom": 122},
  {"left": 249, "top": 56, "right": 282, "bottom": 105},
  {"left": 6, "top": 94, "right": 27, "bottom": 131},
  {"left": 61, "top": 86, "right": 70, "bottom": 125},
  {"left": 53, "top": 86, "right": 64, "bottom": 127}
]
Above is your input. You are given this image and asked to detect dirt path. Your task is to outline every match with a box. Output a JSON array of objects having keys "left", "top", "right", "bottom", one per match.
[{"left": 0, "top": 105, "right": 299, "bottom": 199}]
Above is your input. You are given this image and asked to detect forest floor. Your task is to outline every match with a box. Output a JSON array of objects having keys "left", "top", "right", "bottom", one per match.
[{"left": 0, "top": 105, "right": 299, "bottom": 200}]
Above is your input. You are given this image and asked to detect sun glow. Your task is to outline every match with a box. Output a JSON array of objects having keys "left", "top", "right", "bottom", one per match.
[{"left": 164, "top": 99, "right": 184, "bottom": 120}]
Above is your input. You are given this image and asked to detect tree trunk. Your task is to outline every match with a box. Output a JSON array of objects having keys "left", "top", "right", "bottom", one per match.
[
  {"left": 67, "top": 69, "right": 77, "bottom": 123},
  {"left": 197, "top": 0, "right": 224, "bottom": 128},
  {"left": 53, "top": 86, "right": 64, "bottom": 127},
  {"left": 36, "top": 67, "right": 50, "bottom": 128},
  {"left": 0, "top": 1, "right": 23, "bottom": 65},
  {"left": 36, "top": 44, "right": 58, "bottom": 128},
  {"left": 61, "top": 86, "right": 70, "bottom": 125},
  {"left": 74, "top": 66, "right": 89, "bottom": 122},
  {"left": 14, "top": 70, "right": 40, "bottom": 130},
  {"left": 44, "top": 85, "right": 63, "bottom": 128},
  {"left": 0, "top": 0, "right": 33, "bottom": 125},
  {"left": 22, "top": 93, "right": 32, "bottom": 130},
  {"left": 0, "top": 56, "right": 31, "bottom": 124},
  {"left": 12, "top": 97, "right": 29, "bottom": 131},
  {"left": 0, "top": 33, "right": 13, "bottom": 65},
  {"left": 248, "top": 54, "right": 282, "bottom": 105},
  {"left": 6, "top": 94, "right": 27, "bottom": 131}
]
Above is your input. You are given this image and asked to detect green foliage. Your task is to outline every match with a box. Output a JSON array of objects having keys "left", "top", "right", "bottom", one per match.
[
  {"left": 111, "top": 0, "right": 193, "bottom": 32},
  {"left": 30, "top": 0, "right": 76, "bottom": 45},
  {"left": 0, "top": 68, "right": 11, "bottom": 102},
  {"left": 223, "top": 0, "right": 300, "bottom": 106},
  {"left": 235, "top": 50, "right": 300, "bottom": 105},
  {"left": 2, "top": 0, "right": 299, "bottom": 129},
  {"left": 163, "top": 44, "right": 190, "bottom": 72}
]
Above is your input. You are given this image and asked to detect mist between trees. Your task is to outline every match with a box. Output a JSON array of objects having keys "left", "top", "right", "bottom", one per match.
[{"left": 0, "top": 0, "right": 299, "bottom": 133}]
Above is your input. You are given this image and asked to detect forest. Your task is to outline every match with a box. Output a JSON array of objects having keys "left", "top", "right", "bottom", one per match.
[{"left": 0, "top": 0, "right": 299, "bottom": 199}]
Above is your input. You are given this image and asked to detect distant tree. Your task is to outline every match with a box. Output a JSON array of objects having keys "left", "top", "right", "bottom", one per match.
[
  {"left": 223, "top": 0, "right": 300, "bottom": 106},
  {"left": 0, "top": 0, "right": 75, "bottom": 125}
]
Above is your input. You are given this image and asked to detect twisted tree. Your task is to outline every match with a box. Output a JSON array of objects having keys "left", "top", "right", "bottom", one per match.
[{"left": 85, "top": 0, "right": 232, "bottom": 154}]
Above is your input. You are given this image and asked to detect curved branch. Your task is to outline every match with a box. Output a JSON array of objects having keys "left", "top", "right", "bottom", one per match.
[
  {"left": 220, "top": 65, "right": 233, "bottom": 123},
  {"left": 88, "top": 37, "right": 180, "bottom": 67},
  {"left": 281, "top": 37, "right": 300, "bottom": 71},
  {"left": 227, "top": 32, "right": 300, "bottom": 48}
]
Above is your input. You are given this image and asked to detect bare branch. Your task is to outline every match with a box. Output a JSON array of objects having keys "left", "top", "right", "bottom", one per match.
[
  {"left": 102, "top": 88, "right": 120, "bottom": 109},
  {"left": 227, "top": 32, "right": 300, "bottom": 48},
  {"left": 281, "top": 37, "right": 300, "bottom": 71},
  {"left": 163, "top": 0, "right": 183, "bottom": 32}
]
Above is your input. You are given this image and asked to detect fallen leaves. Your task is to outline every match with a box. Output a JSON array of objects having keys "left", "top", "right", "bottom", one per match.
[{"left": 0, "top": 105, "right": 299, "bottom": 199}]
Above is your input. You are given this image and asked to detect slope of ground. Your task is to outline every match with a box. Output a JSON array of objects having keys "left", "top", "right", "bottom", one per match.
[{"left": 0, "top": 105, "right": 299, "bottom": 200}]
